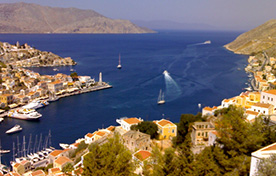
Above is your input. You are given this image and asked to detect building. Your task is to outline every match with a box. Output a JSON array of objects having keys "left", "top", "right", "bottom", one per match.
[
  {"left": 154, "top": 119, "right": 177, "bottom": 140},
  {"left": 84, "top": 130, "right": 109, "bottom": 144},
  {"left": 261, "top": 89, "right": 276, "bottom": 107},
  {"left": 48, "top": 81, "right": 64, "bottom": 93},
  {"left": 12, "top": 160, "right": 31, "bottom": 175},
  {"left": 49, "top": 149, "right": 70, "bottom": 164},
  {"left": 0, "top": 94, "right": 13, "bottom": 106},
  {"left": 202, "top": 106, "right": 218, "bottom": 116},
  {"left": 250, "top": 142, "right": 276, "bottom": 176},
  {"left": 30, "top": 170, "right": 46, "bottom": 176},
  {"left": 249, "top": 102, "right": 273, "bottom": 115},
  {"left": 54, "top": 156, "right": 73, "bottom": 171},
  {"left": 133, "top": 150, "right": 152, "bottom": 175},
  {"left": 48, "top": 168, "right": 61, "bottom": 176},
  {"left": 116, "top": 117, "right": 143, "bottom": 131},
  {"left": 122, "top": 130, "right": 151, "bottom": 152},
  {"left": 191, "top": 122, "right": 215, "bottom": 146}
]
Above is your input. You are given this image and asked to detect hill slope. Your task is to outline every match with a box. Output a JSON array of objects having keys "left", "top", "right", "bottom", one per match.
[
  {"left": 0, "top": 2, "right": 155, "bottom": 34},
  {"left": 225, "top": 19, "right": 276, "bottom": 56}
]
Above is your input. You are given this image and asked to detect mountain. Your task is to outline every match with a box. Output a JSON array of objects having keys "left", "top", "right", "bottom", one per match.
[
  {"left": 225, "top": 19, "right": 276, "bottom": 56},
  {"left": 131, "top": 20, "right": 216, "bottom": 30},
  {"left": 0, "top": 2, "right": 155, "bottom": 34}
]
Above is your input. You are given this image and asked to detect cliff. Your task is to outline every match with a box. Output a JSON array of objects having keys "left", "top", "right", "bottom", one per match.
[
  {"left": 0, "top": 2, "right": 155, "bottom": 34},
  {"left": 224, "top": 19, "right": 276, "bottom": 57}
]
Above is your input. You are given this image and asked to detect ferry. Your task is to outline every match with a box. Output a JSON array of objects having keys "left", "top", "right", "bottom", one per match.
[
  {"left": 22, "top": 100, "right": 49, "bottom": 110},
  {"left": 6, "top": 124, "right": 22, "bottom": 134},
  {"left": 7, "top": 108, "right": 42, "bottom": 120}
]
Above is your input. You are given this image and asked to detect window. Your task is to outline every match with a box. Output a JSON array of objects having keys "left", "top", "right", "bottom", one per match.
[
  {"left": 202, "top": 132, "right": 204, "bottom": 136},
  {"left": 205, "top": 132, "right": 208, "bottom": 137},
  {"left": 205, "top": 125, "right": 208, "bottom": 128},
  {"left": 258, "top": 110, "right": 260, "bottom": 112},
  {"left": 263, "top": 111, "right": 265, "bottom": 113},
  {"left": 272, "top": 98, "right": 274, "bottom": 101},
  {"left": 172, "top": 129, "right": 175, "bottom": 133},
  {"left": 198, "top": 132, "right": 200, "bottom": 136},
  {"left": 263, "top": 95, "right": 265, "bottom": 99}
]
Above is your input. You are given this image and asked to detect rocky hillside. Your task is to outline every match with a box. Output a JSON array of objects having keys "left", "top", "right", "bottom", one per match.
[
  {"left": 0, "top": 2, "right": 155, "bottom": 34},
  {"left": 225, "top": 19, "right": 276, "bottom": 57}
]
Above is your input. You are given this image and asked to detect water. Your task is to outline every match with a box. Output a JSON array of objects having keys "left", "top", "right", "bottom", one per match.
[
  {"left": 0, "top": 31, "right": 248, "bottom": 165},
  {"left": 163, "top": 70, "right": 182, "bottom": 101}
]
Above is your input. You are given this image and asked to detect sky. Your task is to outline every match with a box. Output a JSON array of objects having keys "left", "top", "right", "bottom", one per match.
[{"left": 1, "top": 0, "right": 276, "bottom": 31}]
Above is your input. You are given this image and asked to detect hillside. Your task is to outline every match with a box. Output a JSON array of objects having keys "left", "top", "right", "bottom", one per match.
[
  {"left": 0, "top": 2, "right": 155, "bottom": 34},
  {"left": 224, "top": 19, "right": 276, "bottom": 56}
]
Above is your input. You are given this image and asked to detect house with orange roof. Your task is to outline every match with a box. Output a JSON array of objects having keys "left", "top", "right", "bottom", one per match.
[
  {"left": 202, "top": 106, "right": 218, "bottom": 116},
  {"left": 250, "top": 102, "right": 274, "bottom": 115},
  {"left": 48, "top": 167, "right": 61, "bottom": 176},
  {"left": 191, "top": 122, "right": 215, "bottom": 147},
  {"left": 261, "top": 89, "right": 276, "bottom": 107},
  {"left": 12, "top": 163, "right": 24, "bottom": 175},
  {"left": 48, "top": 81, "right": 64, "bottom": 93},
  {"left": 84, "top": 130, "right": 109, "bottom": 144},
  {"left": 4, "top": 172, "right": 20, "bottom": 176},
  {"left": 221, "top": 98, "right": 235, "bottom": 108},
  {"left": 250, "top": 142, "right": 276, "bottom": 176},
  {"left": 0, "top": 94, "right": 13, "bottom": 106},
  {"left": 133, "top": 150, "right": 152, "bottom": 175},
  {"left": 116, "top": 117, "right": 143, "bottom": 131},
  {"left": 245, "top": 110, "right": 260, "bottom": 122},
  {"left": 154, "top": 119, "right": 177, "bottom": 140},
  {"left": 49, "top": 149, "right": 70, "bottom": 163},
  {"left": 30, "top": 169, "right": 46, "bottom": 176},
  {"left": 54, "top": 156, "right": 73, "bottom": 171},
  {"left": 106, "top": 125, "right": 115, "bottom": 132}
]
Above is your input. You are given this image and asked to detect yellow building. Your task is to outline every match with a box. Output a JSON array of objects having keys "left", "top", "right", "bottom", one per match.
[
  {"left": 154, "top": 119, "right": 177, "bottom": 140},
  {"left": 0, "top": 94, "right": 13, "bottom": 106},
  {"left": 13, "top": 163, "right": 24, "bottom": 175}
]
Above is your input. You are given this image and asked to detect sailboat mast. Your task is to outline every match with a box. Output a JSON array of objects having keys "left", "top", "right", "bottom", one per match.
[
  {"left": 27, "top": 134, "right": 32, "bottom": 155},
  {"left": 12, "top": 142, "right": 15, "bottom": 162},
  {"left": 22, "top": 136, "right": 26, "bottom": 157},
  {"left": 119, "top": 53, "right": 121, "bottom": 65},
  {"left": 17, "top": 136, "right": 20, "bottom": 158}
]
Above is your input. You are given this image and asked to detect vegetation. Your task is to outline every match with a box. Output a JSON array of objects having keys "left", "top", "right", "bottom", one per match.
[
  {"left": 131, "top": 121, "right": 159, "bottom": 139},
  {"left": 256, "top": 154, "right": 276, "bottom": 176},
  {"left": 83, "top": 135, "right": 135, "bottom": 176},
  {"left": 62, "top": 163, "right": 74, "bottom": 173},
  {"left": 70, "top": 141, "right": 88, "bottom": 158}
]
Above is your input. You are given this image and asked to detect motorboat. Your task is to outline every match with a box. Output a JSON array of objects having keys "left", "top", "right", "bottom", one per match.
[
  {"left": 0, "top": 118, "right": 3, "bottom": 123},
  {"left": 0, "top": 150, "right": 10, "bottom": 154},
  {"left": 6, "top": 124, "right": 22, "bottom": 134},
  {"left": 7, "top": 108, "right": 42, "bottom": 120},
  {"left": 22, "top": 100, "right": 49, "bottom": 110},
  {"left": 117, "top": 53, "right": 122, "bottom": 69},
  {"left": 59, "top": 143, "right": 70, "bottom": 149}
]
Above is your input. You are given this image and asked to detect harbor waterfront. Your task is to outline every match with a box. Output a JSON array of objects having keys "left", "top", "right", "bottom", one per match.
[{"left": 0, "top": 31, "right": 248, "bottom": 166}]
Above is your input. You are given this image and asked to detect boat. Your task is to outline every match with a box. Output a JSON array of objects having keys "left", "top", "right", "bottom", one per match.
[
  {"left": 117, "top": 53, "right": 122, "bottom": 69},
  {"left": 59, "top": 143, "right": 70, "bottom": 149},
  {"left": 0, "top": 150, "right": 10, "bottom": 154},
  {"left": 70, "top": 68, "right": 75, "bottom": 72},
  {"left": 203, "top": 40, "right": 211, "bottom": 44},
  {"left": 157, "top": 89, "right": 165, "bottom": 105},
  {"left": 7, "top": 108, "right": 42, "bottom": 120},
  {"left": 0, "top": 118, "right": 3, "bottom": 123},
  {"left": 22, "top": 100, "right": 49, "bottom": 110},
  {"left": 53, "top": 68, "right": 59, "bottom": 71},
  {"left": 0, "top": 141, "right": 9, "bottom": 173},
  {"left": 6, "top": 124, "right": 22, "bottom": 134}
]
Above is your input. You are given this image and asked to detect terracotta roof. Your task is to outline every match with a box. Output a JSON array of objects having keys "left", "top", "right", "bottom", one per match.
[
  {"left": 13, "top": 163, "right": 21, "bottom": 168},
  {"left": 49, "top": 81, "right": 62, "bottom": 85},
  {"left": 50, "top": 150, "right": 63, "bottom": 157},
  {"left": 246, "top": 110, "right": 259, "bottom": 115},
  {"left": 20, "top": 160, "right": 30, "bottom": 165},
  {"left": 123, "top": 118, "right": 141, "bottom": 124},
  {"left": 55, "top": 156, "right": 72, "bottom": 165},
  {"left": 96, "top": 131, "right": 106, "bottom": 136},
  {"left": 252, "top": 103, "right": 273, "bottom": 108},
  {"left": 264, "top": 89, "right": 276, "bottom": 95},
  {"left": 10, "top": 173, "right": 20, "bottom": 176},
  {"left": 134, "top": 150, "right": 151, "bottom": 161},
  {"left": 223, "top": 99, "right": 230, "bottom": 102},
  {"left": 86, "top": 133, "right": 94, "bottom": 138},
  {"left": 157, "top": 119, "right": 175, "bottom": 127},
  {"left": 30, "top": 170, "right": 45, "bottom": 176},
  {"left": 106, "top": 126, "right": 115, "bottom": 131},
  {"left": 49, "top": 167, "right": 61, "bottom": 174},
  {"left": 262, "top": 143, "right": 276, "bottom": 151}
]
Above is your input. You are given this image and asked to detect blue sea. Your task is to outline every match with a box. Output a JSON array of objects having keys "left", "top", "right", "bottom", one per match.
[{"left": 0, "top": 31, "right": 248, "bottom": 166}]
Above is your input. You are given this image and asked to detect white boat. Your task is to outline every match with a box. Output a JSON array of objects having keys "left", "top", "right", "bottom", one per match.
[
  {"left": 117, "top": 53, "right": 122, "bottom": 69},
  {"left": 0, "top": 150, "right": 10, "bottom": 154},
  {"left": 53, "top": 68, "right": 59, "bottom": 71},
  {"left": 70, "top": 68, "right": 75, "bottom": 72},
  {"left": 7, "top": 108, "right": 42, "bottom": 120},
  {"left": 59, "top": 143, "right": 70, "bottom": 149},
  {"left": 22, "top": 100, "right": 49, "bottom": 110},
  {"left": 157, "top": 89, "right": 165, "bottom": 105},
  {"left": 0, "top": 118, "right": 3, "bottom": 123},
  {"left": 203, "top": 40, "right": 211, "bottom": 44},
  {"left": 6, "top": 124, "right": 22, "bottom": 134}
]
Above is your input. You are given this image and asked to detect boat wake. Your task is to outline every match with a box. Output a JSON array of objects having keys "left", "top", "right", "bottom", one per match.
[{"left": 188, "top": 40, "right": 211, "bottom": 46}]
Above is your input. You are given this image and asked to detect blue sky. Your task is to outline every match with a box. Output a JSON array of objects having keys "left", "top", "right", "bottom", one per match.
[{"left": 1, "top": 0, "right": 275, "bottom": 30}]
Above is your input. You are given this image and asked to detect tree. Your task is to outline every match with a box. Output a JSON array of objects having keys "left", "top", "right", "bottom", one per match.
[
  {"left": 83, "top": 135, "right": 135, "bottom": 176},
  {"left": 131, "top": 121, "right": 159, "bottom": 139},
  {"left": 256, "top": 154, "right": 276, "bottom": 176},
  {"left": 174, "top": 112, "right": 204, "bottom": 146},
  {"left": 62, "top": 163, "right": 74, "bottom": 173}
]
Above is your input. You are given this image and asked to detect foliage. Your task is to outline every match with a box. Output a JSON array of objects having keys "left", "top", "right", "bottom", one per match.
[
  {"left": 131, "top": 121, "right": 159, "bottom": 139},
  {"left": 174, "top": 112, "right": 204, "bottom": 146},
  {"left": 70, "top": 141, "right": 88, "bottom": 158},
  {"left": 256, "top": 154, "right": 276, "bottom": 176},
  {"left": 62, "top": 163, "right": 74, "bottom": 173},
  {"left": 83, "top": 135, "right": 135, "bottom": 176},
  {"left": 0, "top": 61, "right": 7, "bottom": 68},
  {"left": 70, "top": 72, "right": 78, "bottom": 78}
]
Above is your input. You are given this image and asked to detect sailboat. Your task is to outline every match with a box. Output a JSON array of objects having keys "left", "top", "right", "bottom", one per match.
[
  {"left": 157, "top": 89, "right": 165, "bottom": 105},
  {"left": 117, "top": 53, "right": 122, "bottom": 69}
]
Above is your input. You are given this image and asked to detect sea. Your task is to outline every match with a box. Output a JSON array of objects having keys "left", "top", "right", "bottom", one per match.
[{"left": 0, "top": 30, "right": 248, "bottom": 166}]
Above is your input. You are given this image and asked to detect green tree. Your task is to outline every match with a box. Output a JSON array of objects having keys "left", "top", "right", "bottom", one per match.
[
  {"left": 83, "top": 135, "right": 135, "bottom": 176},
  {"left": 70, "top": 72, "right": 78, "bottom": 78},
  {"left": 131, "top": 121, "right": 159, "bottom": 139},
  {"left": 62, "top": 163, "right": 74, "bottom": 173}
]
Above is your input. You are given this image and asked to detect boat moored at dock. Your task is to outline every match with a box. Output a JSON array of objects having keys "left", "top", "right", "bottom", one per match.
[
  {"left": 7, "top": 108, "right": 42, "bottom": 120},
  {"left": 22, "top": 100, "right": 49, "bottom": 110},
  {"left": 6, "top": 124, "right": 22, "bottom": 134}
]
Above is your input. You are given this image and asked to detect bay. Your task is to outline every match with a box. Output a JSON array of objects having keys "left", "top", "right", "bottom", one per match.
[{"left": 0, "top": 31, "right": 248, "bottom": 165}]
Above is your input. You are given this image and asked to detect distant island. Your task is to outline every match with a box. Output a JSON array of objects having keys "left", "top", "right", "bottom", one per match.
[
  {"left": 0, "top": 2, "right": 155, "bottom": 34},
  {"left": 225, "top": 19, "right": 276, "bottom": 57}
]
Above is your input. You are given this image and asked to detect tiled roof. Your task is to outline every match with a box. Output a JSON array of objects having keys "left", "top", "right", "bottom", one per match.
[
  {"left": 262, "top": 143, "right": 276, "bottom": 151},
  {"left": 30, "top": 170, "right": 45, "bottom": 176},
  {"left": 134, "top": 150, "right": 151, "bottom": 161},
  {"left": 86, "top": 133, "right": 94, "bottom": 138},
  {"left": 55, "top": 156, "right": 72, "bottom": 165},
  {"left": 106, "top": 126, "right": 115, "bottom": 131},
  {"left": 157, "top": 119, "right": 175, "bottom": 127},
  {"left": 253, "top": 103, "right": 272, "bottom": 108},
  {"left": 264, "top": 89, "right": 276, "bottom": 95},
  {"left": 50, "top": 150, "right": 63, "bottom": 157},
  {"left": 123, "top": 118, "right": 141, "bottom": 124}
]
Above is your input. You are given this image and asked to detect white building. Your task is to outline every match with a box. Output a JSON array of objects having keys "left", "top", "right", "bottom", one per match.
[
  {"left": 116, "top": 117, "right": 143, "bottom": 131},
  {"left": 250, "top": 142, "right": 276, "bottom": 176},
  {"left": 260, "top": 90, "right": 276, "bottom": 107},
  {"left": 249, "top": 103, "right": 273, "bottom": 115}
]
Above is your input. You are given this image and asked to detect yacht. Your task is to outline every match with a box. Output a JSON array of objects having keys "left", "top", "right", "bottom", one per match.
[
  {"left": 0, "top": 150, "right": 10, "bottom": 154},
  {"left": 53, "top": 68, "right": 59, "bottom": 71},
  {"left": 117, "top": 53, "right": 122, "bottom": 69},
  {"left": 6, "top": 124, "right": 22, "bottom": 134},
  {"left": 22, "top": 100, "right": 49, "bottom": 110},
  {"left": 157, "top": 89, "right": 165, "bottom": 105},
  {"left": 59, "top": 143, "right": 70, "bottom": 149},
  {"left": 203, "top": 40, "right": 211, "bottom": 44},
  {"left": 7, "top": 108, "right": 42, "bottom": 120},
  {"left": 0, "top": 118, "right": 3, "bottom": 123}
]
